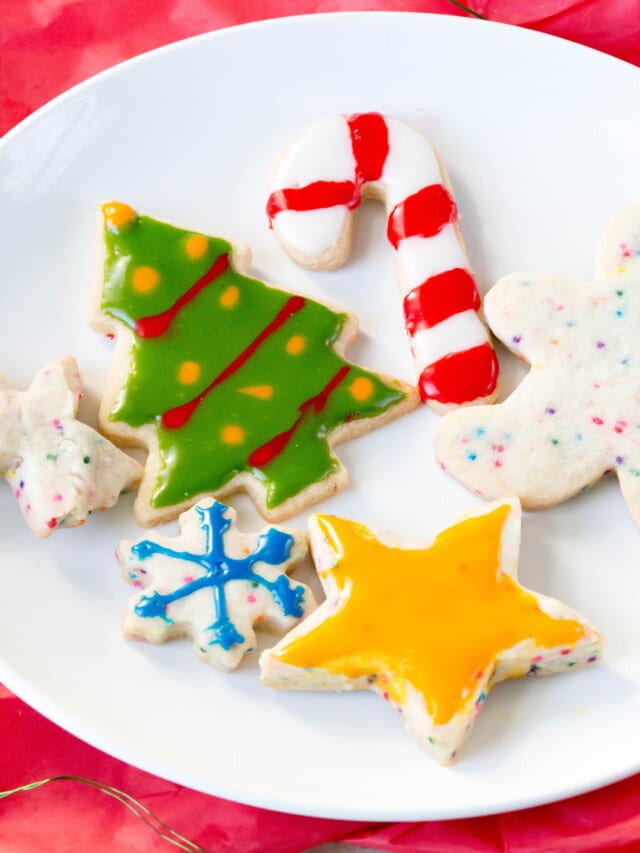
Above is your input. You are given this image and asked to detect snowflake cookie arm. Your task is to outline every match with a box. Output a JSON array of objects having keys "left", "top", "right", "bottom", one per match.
[
  {"left": 2, "top": 357, "right": 141, "bottom": 536},
  {"left": 117, "top": 498, "right": 315, "bottom": 672}
]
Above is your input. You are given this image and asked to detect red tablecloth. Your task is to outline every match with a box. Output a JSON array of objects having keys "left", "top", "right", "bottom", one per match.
[{"left": 1, "top": 2, "right": 640, "bottom": 851}]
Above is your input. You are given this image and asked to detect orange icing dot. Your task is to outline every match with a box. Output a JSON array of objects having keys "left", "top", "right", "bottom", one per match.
[
  {"left": 220, "top": 285, "right": 239, "bottom": 307},
  {"left": 221, "top": 425, "right": 244, "bottom": 445},
  {"left": 350, "top": 377, "right": 374, "bottom": 401},
  {"left": 185, "top": 234, "right": 209, "bottom": 259},
  {"left": 238, "top": 385, "right": 274, "bottom": 399},
  {"left": 275, "top": 506, "right": 587, "bottom": 724},
  {"left": 132, "top": 266, "right": 159, "bottom": 293},
  {"left": 178, "top": 361, "right": 201, "bottom": 384},
  {"left": 286, "top": 335, "right": 306, "bottom": 355},
  {"left": 102, "top": 201, "right": 136, "bottom": 232}
]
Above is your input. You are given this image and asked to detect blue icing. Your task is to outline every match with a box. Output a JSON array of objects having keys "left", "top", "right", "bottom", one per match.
[{"left": 130, "top": 501, "right": 305, "bottom": 650}]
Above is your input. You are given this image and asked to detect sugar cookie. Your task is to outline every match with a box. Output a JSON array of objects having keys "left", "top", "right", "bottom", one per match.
[
  {"left": 117, "top": 497, "right": 314, "bottom": 672},
  {"left": 260, "top": 499, "right": 601, "bottom": 763},
  {"left": 266, "top": 112, "right": 499, "bottom": 410},
  {"left": 0, "top": 356, "right": 140, "bottom": 536},
  {"left": 435, "top": 202, "right": 640, "bottom": 525},
  {"left": 92, "top": 202, "right": 417, "bottom": 526}
]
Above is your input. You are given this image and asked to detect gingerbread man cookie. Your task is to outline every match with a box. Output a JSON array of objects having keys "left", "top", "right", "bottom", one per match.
[
  {"left": 0, "top": 356, "right": 140, "bottom": 536},
  {"left": 435, "top": 202, "right": 640, "bottom": 526},
  {"left": 266, "top": 112, "right": 499, "bottom": 410},
  {"left": 117, "top": 498, "right": 315, "bottom": 672},
  {"left": 260, "top": 499, "right": 601, "bottom": 763}
]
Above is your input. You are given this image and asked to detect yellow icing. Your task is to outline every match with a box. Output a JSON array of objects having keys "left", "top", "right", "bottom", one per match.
[
  {"left": 102, "top": 202, "right": 136, "bottom": 232},
  {"left": 220, "top": 285, "right": 239, "bottom": 307},
  {"left": 132, "top": 266, "right": 159, "bottom": 293},
  {"left": 221, "top": 425, "right": 244, "bottom": 445},
  {"left": 238, "top": 385, "right": 274, "bottom": 399},
  {"left": 286, "top": 335, "right": 306, "bottom": 355},
  {"left": 275, "top": 506, "right": 587, "bottom": 724},
  {"left": 185, "top": 234, "right": 209, "bottom": 259},
  {"left": 350, "top": 377, "right": 374, "bottom": 401},
  {"left": 178, "top": 361, "right": 201, "bottom": 384}
]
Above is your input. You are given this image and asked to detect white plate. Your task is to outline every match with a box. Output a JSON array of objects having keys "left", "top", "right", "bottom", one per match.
[{"left": 1, "top": 12, "right": 639, "bottom": 822}]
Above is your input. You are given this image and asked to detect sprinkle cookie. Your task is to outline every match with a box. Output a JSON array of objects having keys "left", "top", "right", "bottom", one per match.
[
  {"left": 92, "top": 202, "right": 417, "bottom": 526},
  {"left": 117, "top": 498, "right": 314, "bottom": 671},
  {"left": 266, "top": 112, "right": 499, "bottom": 410},
  {"left": 435, "top": 202, "right": 640, "bottom": 525},
  {"left": 260, "top": 499, "right": 601, "bottom": 763},
  {"left": 0, "top": 356, "right": 141, "bottom": 536}
]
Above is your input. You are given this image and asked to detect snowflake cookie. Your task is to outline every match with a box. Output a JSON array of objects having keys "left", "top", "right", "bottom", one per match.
[
  {"left": 260, "top": 499, "right": 601, "bottom": 763},
  {"left": 0, "top": 356, "right": 140, "bottom": 536},
  {"left": 434, "top": 202, "right": 640, "bottom": 524},
  {"left": 117, "top": 498, "right": 315, "bottom": 671},
  {"left": 92, "top": 202, "right": 417, "bottom": 526}
]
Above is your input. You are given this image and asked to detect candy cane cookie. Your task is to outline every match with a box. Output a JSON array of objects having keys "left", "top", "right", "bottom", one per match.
[{"left": 266, "top": 113, "right": 499, "bottom": 411}]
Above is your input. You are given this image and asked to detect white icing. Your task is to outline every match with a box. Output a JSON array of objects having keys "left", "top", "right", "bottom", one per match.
[
  {"left": 381, "top": 118, "right": 442, "bottom": 209},
  {"left": 411, "top": 309, "right": 489, "bottom": 367},
  {"left": 269, "top": 114, "right": 496, "bottom": 405},
  {"left": 271, "top": 115, "right": 356, "bottom": 187},
  {"left": 396, "top": 225, "right": 469, "bottom": 294},
  {"left": 274, "top": 206, "right": 349, "bottom": 256},
  {"left": 119, "top": 498, "right": 315, "bottom": 672}
]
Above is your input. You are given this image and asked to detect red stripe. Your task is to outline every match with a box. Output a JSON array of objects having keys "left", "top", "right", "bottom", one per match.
[
  {"left": 266, "top": 181, "right": 358, "bottom": 220},
  {"left": 347, "top": 112, "right": 389, "bottom": 183},
  {"left": 418, "top": 343, "right": 499, "bottom": 405},
  {"left": 161, "top": 295, "right": 306, "bottom": 430},
  {"left": 403, "top": 268, "right": 480, "bottom": 334},
  {"left": 387, "top": 184, "right": 457, "bottom": 250},
  {"left": 135, "top": 254, "right": 229, "bottom": 338},
  {"left": 266, "top": 113, "right": 390, "bottom": 223},
  {"left": 248, "top": 365, "right": 351, "bottom": 467}
]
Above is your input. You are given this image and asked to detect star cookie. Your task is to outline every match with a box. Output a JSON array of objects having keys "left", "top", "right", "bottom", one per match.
[
  {"left": 0, "top": 356, "right": 140, "bottom": 536},
  {"left": 435, "top": 202, "right": 640, "bottom": 524},
  {"left": 260, "top": 499, "right": 601, "bottom": 763},
  {"left": 117, "top": 498, "right": 315, "bottom": 672}
]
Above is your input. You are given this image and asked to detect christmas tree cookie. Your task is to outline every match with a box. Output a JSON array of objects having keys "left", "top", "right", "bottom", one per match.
[
  {"left": 117, "top": 498, "right": 314, "bottom": 672},
  {"left": 92, "top": 202, "right": 417, "bottom": 526},
  {"left": 260, "top": 499, "right": 601, "bottom": 763}
]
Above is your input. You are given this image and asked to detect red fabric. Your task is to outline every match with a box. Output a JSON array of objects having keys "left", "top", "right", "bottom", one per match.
[
  {"left": 1, "top": 2, "right": 640, "bottom": 850},
  {"left": 2, "top": 0, "right": 640, "bottom": 138},
  {"left": 0, "top": 683, "right": 639, "bottom": 852}
]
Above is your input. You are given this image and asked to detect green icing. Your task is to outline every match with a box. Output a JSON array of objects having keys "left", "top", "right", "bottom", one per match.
[{"left": 101, "top": 206, "right": 408, "bottom": 510}]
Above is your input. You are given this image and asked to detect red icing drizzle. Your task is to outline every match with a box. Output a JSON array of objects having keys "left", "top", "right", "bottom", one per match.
[
  {"left": 347, "top": 112, "right": 389, "bottom": 183},
  {"left": 248, "top": 365, "right": 350, "bottom": 467},
  {"left": 266, "top": 181, "right": 357, "bottom": 218},
  {"left": 418, "top": 344, "right": 499, "bottom": 404},
  {"left": 403, "top": 269, "right": 480, "bottom": 333},
  {"left": 387, "top": 184, "right": 457, "bottom": 250},
  {"left": 266, "top": 112, "right": 389, "bottom": 222},
  {"left": 135, "top": 254, "right": 230, "bottom": 338},
  {"left": 161, "top": 295, "right": 306, "bottom": 430}
]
